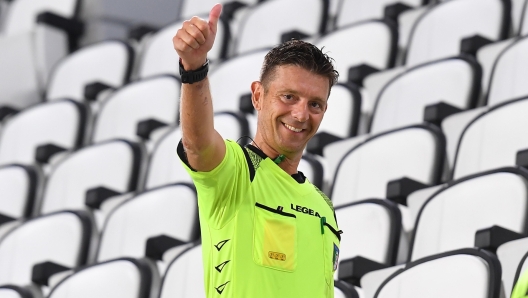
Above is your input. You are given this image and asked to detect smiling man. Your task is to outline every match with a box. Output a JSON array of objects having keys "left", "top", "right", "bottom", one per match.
[{"left": 173, "top": 3, "right": 341, "bottom": 298}]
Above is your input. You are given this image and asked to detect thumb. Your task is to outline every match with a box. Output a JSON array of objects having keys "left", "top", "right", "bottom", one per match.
[{"left": 208, "top": 3, "right": 223, "bottom": 34}]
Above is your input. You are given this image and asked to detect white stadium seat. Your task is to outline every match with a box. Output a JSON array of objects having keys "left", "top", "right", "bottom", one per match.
[
  {"left": 374, "top": 249, "right": 501, "bottom": 298},
  {"left": 159, "top": 244, "right": 205, "bottom": 298},
  {"left": 336, "top": 0, "right": 422, "bottom": 28},
  {"left": 497, "top": 237, "right": 528, "bottom": 298},
  {"left": 91, "top": 75, "right": 180, "bottom": 144},
  {"left": 0, "top": 285, "right": 34, "bottom": 298},
  {"left": 47, "top": 258, "right": 152, "bottom": 298},
  {"left": 0, "top": 165, "right": 37, "bottom": 224}
]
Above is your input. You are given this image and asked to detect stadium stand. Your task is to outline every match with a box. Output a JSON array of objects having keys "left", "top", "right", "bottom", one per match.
[{"left": 2, "top": 0, "right": 528, "bottom": 297}]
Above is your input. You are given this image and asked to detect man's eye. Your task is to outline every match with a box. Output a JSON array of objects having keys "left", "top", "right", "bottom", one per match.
[
  {"left": 283, "top": 94, "right": 293, "bottom": 100},
  {"left": 311, "top": 102, "right": 321, "bottom": 108}
]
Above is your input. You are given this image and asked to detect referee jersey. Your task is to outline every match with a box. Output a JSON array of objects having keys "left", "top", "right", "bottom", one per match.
[{"left": 178, "top": 139, "right": 341, "bottom": 298}]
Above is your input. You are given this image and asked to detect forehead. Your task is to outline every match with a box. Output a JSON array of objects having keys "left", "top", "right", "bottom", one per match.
[{"left": 266, "top": 65, "right": 330, "bottom": 99}]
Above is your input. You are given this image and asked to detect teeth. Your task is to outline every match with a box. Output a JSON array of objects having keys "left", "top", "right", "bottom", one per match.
[{"left": 284, "top": 123, "right": 302, "bottom": 132}]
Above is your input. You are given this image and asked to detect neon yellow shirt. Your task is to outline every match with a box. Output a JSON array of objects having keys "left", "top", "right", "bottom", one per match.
[
  {"left": 178, "top": 139, "right": 341, "bottom": 298},
  {"left": 512, "top": 267, "right": 528, "bottom": 298}
]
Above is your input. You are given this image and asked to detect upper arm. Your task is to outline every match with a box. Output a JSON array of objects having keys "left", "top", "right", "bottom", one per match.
[{"left": 182, "top": 129, "right": 226, "bottom": 172}]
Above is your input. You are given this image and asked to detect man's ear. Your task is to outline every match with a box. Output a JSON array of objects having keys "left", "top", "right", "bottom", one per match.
[{"left": 251, "top": 81, "right": 263, "bottom": 111}]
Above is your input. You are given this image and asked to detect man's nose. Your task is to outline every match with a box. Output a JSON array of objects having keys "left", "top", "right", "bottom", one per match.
[{"left": 291, "top": 102, "right": 309, "bottom": 122}]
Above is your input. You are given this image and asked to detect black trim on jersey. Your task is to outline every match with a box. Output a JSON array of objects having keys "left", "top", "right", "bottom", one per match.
[
  {"left": 239, "top": 143, "right": 255, "bottom": 182},
  {"left": 245, "top": 144, "right": 306, "bottom": 184},
  {"left": 255, "top": 202, "right": 296, "bottom": 218},
  {"left": 513, "top": 249, "right": 528, "bottom": 295},
  {"left": 373, "top": 248, "right": 501, "bottom": 298}
]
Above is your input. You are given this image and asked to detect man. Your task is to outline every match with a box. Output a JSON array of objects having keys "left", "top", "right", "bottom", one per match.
[{"left": 173, "top": 4, "right": 341, "bottom": 297}]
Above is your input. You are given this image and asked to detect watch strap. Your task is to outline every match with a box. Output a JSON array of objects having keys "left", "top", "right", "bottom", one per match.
[{"left": 179, "top": 59, "right": 209, "bottom": 84}]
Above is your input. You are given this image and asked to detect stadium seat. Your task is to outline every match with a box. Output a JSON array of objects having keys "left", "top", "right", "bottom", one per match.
[
  {"left": 314, "top": 20, "right": 398, "bottom": 83},
  {"left": 511, "top": 247, "right": 528, "bottom": 298},
  {"left": 46, "top": 40, "right": 133, "bottom": 103},
  {"left": 0, "top": 165, "right": 38, "bottom": 225},
  {"left": 91, "top": 75, "right": 180, "bottom": 144},
  {"left": 180, "top": 0, "right": 257, "bottom": 18},
  {"left": 334, "top": 280, "right": 361, "bottom": 298},
  {"left": 0, "top": 0, "right": 82, "bottom": 111},
  {"left": 298, "top": 154, "right": 325, "bottom": 189},
  {"left": 335, "top": 0, "right": 422, "bottom": 28},
  {"left": 208, "top": 49, "right": 267, "bottom": 113},
  {"left": 476, "top": 39, "right": 515, "bottom": 97},
  {"left": 520, "top": 0, "right": 528, "bottom": 35},
  {"left": 336, "top": 199, "right": 402, "bottom": 269},
  {"left": 96, "top": 183, "right": 198, "bottom": 263},
  {"left": 159, "top": 244, "right": 205, "bottom": 298},
  {"left": 405, "top": 0, "right": 509, "bottom": 67},
  {"left": 136, "top": 18, "right": 229, "bottom": 80},
  {"left": 144, "top": 112, "right": 250, "bottom": 189},
  {"left": 317, "top": 83, "right": 362, "bottom": 139},
  {"left": 374, "top": 249, "right": 501, "bottom": 298},
  {"left": 330, "top": 124, "right": 445, "bottom": 207},
  {"left": 0, "top": 211, "right": 91, "bottom": 287},
  {"left": 485, "top": 35, "right": 528, "bottom": 106},
  {"left": 452, "top": 97, "right": 528, "bottom": 180},
  {"left": 497, "top": 237, "right": 528, "bottom": 298},
  {"left": 234, "top": 0, "right": 328, "bottom": 54},
  {"left": 47, "top": 258, "right": 152, "bottom": 298},
  {"left": 0, "top": 285, "right": 34, "bottom": 298},
  {"left": 39, "top": 140, "right": 142, "bottom": 216},
  {"left": 369, "top": 56, "right": 481, "bottom": 134},
  {"left": 410, "top": 167, "right": 528, "bottom": 262},
  {"left": 0, "top": 100, "right": 87, "bottom": 166}
]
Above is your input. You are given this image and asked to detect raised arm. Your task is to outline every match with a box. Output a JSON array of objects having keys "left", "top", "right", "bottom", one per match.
[{"left": 173, "top": 4, "right": 225, "bottom": 172}]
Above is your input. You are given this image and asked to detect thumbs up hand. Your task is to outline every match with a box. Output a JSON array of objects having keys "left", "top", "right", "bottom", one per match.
[{"left": 173, "top": 4, "right": 222, "bottom": 70}]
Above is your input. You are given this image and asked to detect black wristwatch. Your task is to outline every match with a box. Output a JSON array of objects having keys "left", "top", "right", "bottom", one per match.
[{"left": 179, "top": 59, "right": 209, "bottom": 84}]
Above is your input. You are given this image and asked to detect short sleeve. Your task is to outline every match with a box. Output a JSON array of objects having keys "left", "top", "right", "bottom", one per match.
[{"left": 177, "top": 139, "right": 251, "bottom": 228}]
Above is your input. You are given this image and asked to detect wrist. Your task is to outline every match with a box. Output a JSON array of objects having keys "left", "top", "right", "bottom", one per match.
[
  {"left": 180, "top": 58, "right": 207, "bottom": 71},
  {"left": 179, "top": 58, "right": 209, "bottom": 84}
]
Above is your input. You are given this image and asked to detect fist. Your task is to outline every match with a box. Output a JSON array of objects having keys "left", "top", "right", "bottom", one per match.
[{"left": 173, "top": 4, "right": 223, "bottom": 70}]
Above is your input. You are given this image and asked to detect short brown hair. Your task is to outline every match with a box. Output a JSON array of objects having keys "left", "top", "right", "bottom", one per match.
[{"left": 260, "top": 40, "right": 339, "bottom": 92}]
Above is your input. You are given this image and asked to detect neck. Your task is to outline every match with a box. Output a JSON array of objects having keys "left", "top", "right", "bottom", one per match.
[{"left": 252, "top": 135, "right": 302, "bottom": 175}]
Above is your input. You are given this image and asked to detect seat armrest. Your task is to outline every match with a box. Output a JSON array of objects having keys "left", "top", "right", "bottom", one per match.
[
  {"left": 35, "top": 143, "right": 67, "bottom": 164},
  {"left": 32, "top": 261, "right": 70, "bottom": 286},
  {"left": 36, "top": 12, "right": 84, "bottom": 38},
  {"left": 423, "top": 102, "right": 463, "bottom": 126},
  {"left": 460, "top": 34, "right": 493, "bottom": 57},
  {"left": 386, "top": 177, "right": 428, "bottom": 206},
  {"left": 146, "top": 235, "right": 187, "bottom": 261},
  {"left": 0, "top": 213, "right": 15, "bottom": 225},
  {"left": 516, "top": 149, "right": 528, "bottom": 169},
  {"left": 239, "top": 93, "right": 254, "bottom": 114},
  {"left": 136, "top": 118, "right": 169, "bottom": 140},
  {"left": 84, "top": 81, "right": 115, "bottom": 101},
  {"left": 306, "top": 132, "right": 343, "bottom": 156},
  {"left": 85, "top": 186, "right": 122, "bottom": 209},
  {"left": 222, "top": 1, "right": 248, "bottom": 20},
  {"left": 128, "top": 24, "right": 159, "bottom": 41},
  {"left": 338, "top": 256, "right": 388, "bottom": 287},
  {"left": 475, "top": 225, "right": 524, "bottom": 254},
  {"left": 384, "top": 2, "right": 413, "bottom": 22},
  {"left": 281, "top": 30, "right": 310, "bottom": 43},
  {"left": 0, "top": 106, "right": 18, "bottom": 121},
  {"left": 348, "top": 64, "right": 380, "bottom": 87}
]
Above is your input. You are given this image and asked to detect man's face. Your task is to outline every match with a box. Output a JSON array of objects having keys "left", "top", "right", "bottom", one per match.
[{"left": 252, "top": 65, "right": 329, "bottom": 156}]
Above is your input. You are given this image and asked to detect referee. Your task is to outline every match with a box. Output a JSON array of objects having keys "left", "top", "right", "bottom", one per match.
[{"left": 173, "top": 4, "right": 342, "bottom": 297}]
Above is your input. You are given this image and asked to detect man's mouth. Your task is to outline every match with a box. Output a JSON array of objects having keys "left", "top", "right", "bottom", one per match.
[{"left": 283, "top": 123, "right": 303, "bottom": 133}]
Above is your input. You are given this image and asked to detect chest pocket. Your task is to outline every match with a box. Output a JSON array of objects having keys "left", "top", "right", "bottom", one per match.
[
  {"left": 253, "top": 202, "right": 297, "bottom": 272},
  {"left": 321, "top": 217, "right": 341, "bottom": 285}
]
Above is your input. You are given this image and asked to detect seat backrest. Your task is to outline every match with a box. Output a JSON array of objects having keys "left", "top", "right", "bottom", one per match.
[
  {"left": 0, "top": 211, "right": 91, "bottom": 286},
  {"left": 336, "top": 199, "right": 401, "bottom": 266},
  {"left": 145, "top": 112, "right": 249, "bottom": 189},
  {"left": 208, "top": 49, "right": 267, "bottom": 113},
  {"left": 235, "top": 0, "right": 328, "bottom": 54},
  {"left": 375, "top": 249, "right": 501, "bottom": 298},
  {"left": 334, "top": 280, "right": 360, "bottom": 298},
  {"left": 319, "top": 83, "right": 361, "bottom": 138},
  {"left": 48, "top": 258, "right": 152, "bottom": 298},
  {"left": 370, "top": 57, "right": 480, "bottom": 134},
  {"left": 40, "top": 140, "right": 141, "bottom": 215},
  {"left": 0, "top": 285, "right": 34, "bottom": 298},
  {"left": 159, "top": 245, "right": 205, "bottom": 298},
  {"left": 0, "top": 165, "right": 37, "bottom": 220},
  {"left": 46, "top": 41, "right": 133, "bottom": 102},
  {"left": 137, "top": 18, "right": 227, "bottom": 79},
  {"left": 3, "top": 0, "right": 78, "bottom": 36},
  {"left": 410, "top": 168, "right": 528, "bottom": 261},
  {"left": 331, "top": 125, "right": 445, "bottom": 207},
  {"left": 406, "top": 0, "right": 508, "bottom": 67},
  {"left": 0, "top": 100, "right": 86, "bottom": 166},
  {"left": 298, "top": 154, "right": 324, "bottom": 189},
  {"left": 497, "top": 237, "right": 528, "bottom": 298},
  {"left": 315, "top": 21, "right": 397, "bottom": 82},
  {"left": 92, "top": 75, "right": 180, "bottom": 144},
  {"left": 518, "top": 0, "right": 528, "bottom": 35},
  {"left": 336, "top": 0, "right": 422, "bottom": 28},
  {"left": 97, "top": 183, "right": 198, "bottom": 262},
  {"left": 180, "top": 0, "right": 257, "bottom": 18},
  {"left": 453, "top": 97, "right": 528, "bottom": 180},
  {"left": 486, "top": 36, "right": 528, "bottom": 107}
]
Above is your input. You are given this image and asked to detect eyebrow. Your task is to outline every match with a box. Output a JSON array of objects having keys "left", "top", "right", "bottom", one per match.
[{"left": 279, "top": 88, "right": 327, "bottom": 103}]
